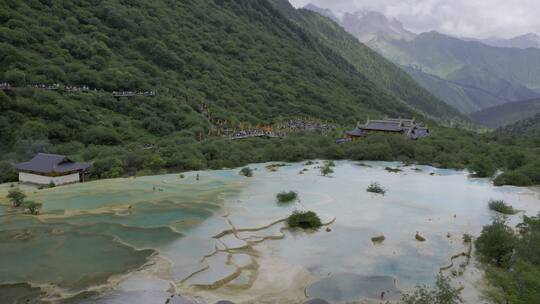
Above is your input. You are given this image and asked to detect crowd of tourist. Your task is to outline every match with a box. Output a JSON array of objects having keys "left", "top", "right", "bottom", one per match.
[
  {"left": 231, "top": 129, "right": 286, "bottom": 139},
  {"left": 31, "top": 83, "right": 61, "bottom": 90},
  {"left": 64, "top": 85, "right": 95, "bottom": 92},
  {"left": 112, "top": 90, "right": 156, "bottom": 97},
  {"left": 0, "top": 82, "right": 157, "bottom": 97},
  {"left": 224, "top": 119, "right": 336, "bottom": 140},
  {"left": 0, "top": 82, "right": 11, "bottom": 90},
  {"left": 276, "top": 119, "right": 336, "bottom": 134}
]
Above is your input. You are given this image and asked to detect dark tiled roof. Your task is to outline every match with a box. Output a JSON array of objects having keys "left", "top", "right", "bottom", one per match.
[
  {"left": 347, "top": 118, "right": 431, "bottom": 139},
  {"left": 362, "top": 120, "right": 404, "bottom": 132},
  {"left": 386, "top": 118, "right": 414, "bottom": 124},
  {"left": 15, "top": 153, "right": 93, "bottom": 174},
  {"left": 345, "top": 127, "right": 366, "bottom": 137}
]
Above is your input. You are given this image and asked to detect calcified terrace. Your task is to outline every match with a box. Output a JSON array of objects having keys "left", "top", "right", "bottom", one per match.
[{"left": 1, "top": 161, "right": 539, "bottom": 303}]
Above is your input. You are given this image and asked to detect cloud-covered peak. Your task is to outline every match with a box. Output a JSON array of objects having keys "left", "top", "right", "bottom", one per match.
[
  {"left": 290, "top": 0, "right": 540, "bottom": 39},
  {"left": 303, "top": 3, "right": 339, "bottom": 22}
]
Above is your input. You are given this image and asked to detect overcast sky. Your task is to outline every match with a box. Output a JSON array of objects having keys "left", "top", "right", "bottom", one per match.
[{"left": 289, "top": 0, "right": 540, "bottom": 39}]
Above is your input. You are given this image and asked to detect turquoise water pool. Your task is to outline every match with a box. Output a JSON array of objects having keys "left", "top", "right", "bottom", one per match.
[{"left": 1, "top": 162, "right": 539, "bottom": 303}]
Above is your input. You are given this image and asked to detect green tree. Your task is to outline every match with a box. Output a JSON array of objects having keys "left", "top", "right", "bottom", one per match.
[
  {"left": 3, "top": 69, "right": 26, "bottom": 86},
  {"left": 470, "top": 156, "right": 496, "bottom": 178},
  {"left": 239, "top": 167, "right": 253, "bottom": 177},
  {"left": 475, "top": 218, "right": 516, "bottom": 268},
  {"left": 7, "top": 188, "right": 26, "bottom": 207},
  {"left": 144, "top": 154, "right": 166, "bottom": 173},
  {"left": 477, "top": 213, "right": 540, "bottom": 303},
  {"left": 320, "top": 164, "right": 334, "bottom": 176},
  {"left": 287, "top": 210, "right": 322, "bottom": 229},
  {"left": 23, "top": 201, "right": 42, "bottom": 215},
  {"left": 276, "top": 191, "right": 298, "bottom": 203},
  {"left": 0, "top": 161, "right": 17, "bottom": 183},
  {"left": 82, "top": 126, "right": 121, "bottom": 146}
]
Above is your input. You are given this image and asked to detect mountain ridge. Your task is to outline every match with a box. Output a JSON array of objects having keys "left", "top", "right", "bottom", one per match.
[
  {"left": 499, "top": 111, "right": 540, "bottom": 138},
  {"left": 370, "top": 31, "right": 540, "bottom": 112},
  {"left": 480, "top": 33, "right": 540, "bottom": 49},
  {"left": 303, "top": 3, "right": 339, "bottom": 22},
  {"left": 284, "top": 2, "right": 464, "bottom": 122},
  {"left": 470, "top": 98, "right": 540, "bottom": 128},
  {"left": 302, "top": 5, "right": 540, "bottom": 114}
]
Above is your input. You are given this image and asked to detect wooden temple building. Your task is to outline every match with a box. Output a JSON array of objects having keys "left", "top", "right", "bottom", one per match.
[
  {"left": 345, "top": 118, "right": 431, "bottom": 140},
  {"left": 15, "top": 153, "right": 93, "bottom": 186}
]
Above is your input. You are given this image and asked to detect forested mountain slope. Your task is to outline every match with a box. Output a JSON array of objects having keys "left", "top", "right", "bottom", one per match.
[
  {"left": 470, "top": 98, "right": 540, "bottom": 128},
  {"left": 404, "top": 66, "right": 509, "bottom": 114},
  {"left": 499, "top": 112, "right": 540, "bottom": 138},
  {"left": 0, "top": 0, "right": 428, "bottom": 155},
  {"left": 271, "top": 1, "right": 464, "bottom": 123}
]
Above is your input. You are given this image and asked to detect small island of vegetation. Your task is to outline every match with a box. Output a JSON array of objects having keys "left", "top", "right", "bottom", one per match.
[
  {"left": 367, "top": 182, "right": 387, "bottom": 195},
  {"left": 488, "top": 199, "right": 517, "bottom": 215},
  {"left": 239, "top": 167, "right": 254, "bottom": 177},
  {"left": 287, "top": 210, "right": 322, "bottom": 230},
  {"left": 276, "top": 191, "right": 298, "bottom": 203},
  {"left": 320, "top": 163, "right": 334, "bottom": 176},
  {"left": 385, "top": 167, "right": 403, "bottom": 173}
]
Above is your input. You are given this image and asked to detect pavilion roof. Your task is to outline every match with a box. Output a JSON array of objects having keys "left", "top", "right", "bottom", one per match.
[{"left": 15, "top": 153, "right": 93, "bottom": 174}]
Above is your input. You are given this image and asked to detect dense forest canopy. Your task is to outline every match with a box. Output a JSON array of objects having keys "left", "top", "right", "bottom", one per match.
[
  {"left": 0, "top": 0, "right": 434, "bottom": 158},
  {"left": 499, "top": 112, "right": 540, "bottom": 139},
  {"left": 0, "top": 0, "right": 425, "bottom": 134}
]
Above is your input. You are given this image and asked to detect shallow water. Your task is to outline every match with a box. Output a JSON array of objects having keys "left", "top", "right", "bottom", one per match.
[
  {"left": 306, "top": 274, "right": 401, "bottom": 301},
  {"left": 0, "top": 171, "right": 242, "bottom": 298},
  {"left": 1, "top": 162, "right": 539, "bottom": 303}
]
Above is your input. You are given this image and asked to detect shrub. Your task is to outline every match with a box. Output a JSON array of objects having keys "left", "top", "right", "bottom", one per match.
[
  {"left": 488, "top": 200, "right": 516, "bottom": 215},
  {"left": 479, "top": 213, "right": 540, "bottom": 303},
  {"left": 82, "top": 126, "right": 121, "bottom": 145},
  {"left": 475, "top": 218, "right": 516, "bottom": 268},
  {"left": 287, "top": 210, "right": 322, "bottom": 229},
  {"left": 277, "top": 191, "right": 298, "bottom": 203},
  {"left": 4, "top": 69, "right": 26, "bottom": 86},
  {"left": 462, "top": 234, "right": 472, "bottom": 243},
  {"left": 320, "top": 164, "right": 334, "bottom": 176},
  {"left": 367, "top": 182, "right": 386, "bottom": 195},
  {"left": 0, "top": 161, "right": 18, "bottom": 183},
  {"left": 324, "top": 160, "right": 335, "bottom": 167},
  {"left": 385, "top": 167, "right": 402, "bottom": 173},
  {"left": 7, "top": 188, "right": 26, "bottom": 207},
  {"left": 239, "top": 167, "right": 253, "bottom": 177},
  {"left": 371, "top": 235, "right": 385, "bottom": 243},
  {"left": 469, "top": 156, "right": 497, "bottom": 178},
  {"left": 23, "top": 201, "right": 42, "bottom": 215},
  {"left": 493, "top": 171, "right": 532, "bottom": 186},
  {"left": 266, "top": 163, "right": 287, "bottom": 172}
]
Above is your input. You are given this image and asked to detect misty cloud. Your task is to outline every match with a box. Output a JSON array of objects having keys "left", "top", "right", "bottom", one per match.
[{"left": 289, "top": 0, "right": 540, "bottom": 38}]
